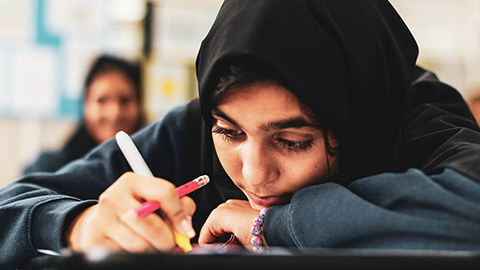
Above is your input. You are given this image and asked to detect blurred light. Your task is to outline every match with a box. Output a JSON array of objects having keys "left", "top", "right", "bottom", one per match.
[{"left": 107, "top": 0, "right": 146, "bottom": 22}]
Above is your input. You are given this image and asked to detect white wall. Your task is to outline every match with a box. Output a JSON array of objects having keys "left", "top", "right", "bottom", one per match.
[
  {"left": 390, "top": 0, "right": 480, "bottom": 98},
  {"left": 0, "top": 0, "right": 221, "bottom": 187},
  {"left": 0, "top": 119, "right": 75, "bottom": 188}
]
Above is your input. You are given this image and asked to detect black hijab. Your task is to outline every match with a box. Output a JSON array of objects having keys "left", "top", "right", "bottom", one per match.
[{"left": 194, "top": 0, "right": 480, "bottom": 185}]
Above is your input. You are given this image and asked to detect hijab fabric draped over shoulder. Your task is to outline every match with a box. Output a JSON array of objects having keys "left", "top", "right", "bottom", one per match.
[{"left": 195, "top": 0, "right": 480, "bottom": 184}]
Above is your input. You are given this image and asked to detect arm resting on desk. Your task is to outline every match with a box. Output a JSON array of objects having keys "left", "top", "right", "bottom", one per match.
[{"left": 264, "top": 168, "right": 480, "bottom": 250}]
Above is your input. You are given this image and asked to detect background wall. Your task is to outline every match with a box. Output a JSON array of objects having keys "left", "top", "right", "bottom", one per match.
[
  {"left": 0, "top": 0, "right": 222, "bottom": 187},
  {"left": 1, "top": 0, "right": 480, "bottom": 187},
  {"left": 390, "top": 0, "right": 480, "bottom": 98}
]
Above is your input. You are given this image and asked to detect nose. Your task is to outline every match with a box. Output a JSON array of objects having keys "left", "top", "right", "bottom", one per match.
[
  {"left": 241, "top": 141, "right": 278, "bottom": 188},
  {"left": 103, "top": 101, "right": 122, "bottom": 121}
]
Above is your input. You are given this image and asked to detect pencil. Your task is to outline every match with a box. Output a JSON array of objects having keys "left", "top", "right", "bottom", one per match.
[{"left": 115, "top": 131, "right": 209, "bottom": 252}]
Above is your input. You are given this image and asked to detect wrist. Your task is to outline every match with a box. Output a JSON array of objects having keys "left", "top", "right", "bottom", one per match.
[
  {"left": 250, "top": 207, "right": 269, "bottom": 253},
  {"left": 65, "top": 204, "right": 96, "bottom": 250}
]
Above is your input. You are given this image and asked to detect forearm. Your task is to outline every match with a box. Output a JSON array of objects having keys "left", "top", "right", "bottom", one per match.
[
  {"left": 0, "top": 182, "right": 96, "bottom": 269},
  {"left": 0, "top": 103, "right": 195, "bottom": 268},
  {"left": 0, "top": 138, "right": 122, "bottom": 269},
  {"left": 264, "top": 168, "right": 480, "bottom": 251}
]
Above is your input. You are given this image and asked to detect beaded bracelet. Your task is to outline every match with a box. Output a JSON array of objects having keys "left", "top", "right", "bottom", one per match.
[{"left": 250, "top": 207, "right": 268, "bottom": 253}]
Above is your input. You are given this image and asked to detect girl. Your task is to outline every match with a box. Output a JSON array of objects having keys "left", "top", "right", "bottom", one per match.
[
  {"left": 2, "top": 0, "right": 480, "bottom": 268},
  {"left": 23, "top": 55, "right": 145, "bottom": 174}
]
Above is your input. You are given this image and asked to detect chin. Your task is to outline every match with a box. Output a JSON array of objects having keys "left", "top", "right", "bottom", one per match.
[{"left": 248, "top": 201, "right": 265, "bottom": 211}]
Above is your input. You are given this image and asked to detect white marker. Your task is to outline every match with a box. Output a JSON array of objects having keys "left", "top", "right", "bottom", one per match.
[{"left": 115, "top": 131, "right": 153, "bottom": 178}]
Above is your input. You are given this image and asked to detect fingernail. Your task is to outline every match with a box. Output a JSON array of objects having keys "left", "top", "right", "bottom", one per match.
[{"left": 180, "top": 218, "right": 196, "bottom": 238}]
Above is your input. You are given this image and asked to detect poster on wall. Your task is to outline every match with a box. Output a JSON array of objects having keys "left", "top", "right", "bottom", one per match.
[
  {"left": 10, "top": 45, "right": 58, "bottom": 117},
  {"left": 0, "top": 0, "right": 137, "bottom": 120},
  {"left": 146, "top": 63, "right": 190, "bottom": 121}
]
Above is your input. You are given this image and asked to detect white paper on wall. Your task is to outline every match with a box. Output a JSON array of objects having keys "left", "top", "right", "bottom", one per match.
[{"left": 11, "top": 46, "right": 58, "bottom": 117}]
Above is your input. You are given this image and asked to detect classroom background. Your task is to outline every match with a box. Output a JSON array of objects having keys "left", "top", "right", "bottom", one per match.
[{"left": 1, "top": 0, "right": 480, "bottom": 187}]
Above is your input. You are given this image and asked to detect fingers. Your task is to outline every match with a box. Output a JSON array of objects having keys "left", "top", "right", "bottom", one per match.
[
  {"left": 130, "top": 174, "right": 196, "bottom": 238},
  {"left": 198, "top": 207, "right": 228, "bottom": 244},
  {"left": 198, "top": 199, "right": 258, "bottom": 248},
  {"left": 68, "top": 172, "right": 198, "bottom": 253},
  {"left": 106, "top": 216, "right": 156, "bottom": 253},
  {"left": 198, "top": 224, "right": 218, "bottom": 244},
  {"left": 69, "top": 205, "right": 126, "bottom": 253},
  {"left": 116, "top": 210, "right": 175, "bottom": 252},
  {"left": 180, "top": 196, "right": 196, "bottom": 217}
]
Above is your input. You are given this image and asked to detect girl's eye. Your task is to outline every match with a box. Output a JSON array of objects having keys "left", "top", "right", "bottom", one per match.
[
  {"left": 96, "top": 97, "right": 107, "bottom": 104},
  {"left": 212, "top": 125, "right": 315, "bottom": 152},
  {"left": 275, "top": 138, "right": 314, "bottom": 152},
  {"left": 212, "top": 126, "right": 242, "bottom": 141},
  {"left": 119, "top": 97, "right": 132, "bottom": 105}
]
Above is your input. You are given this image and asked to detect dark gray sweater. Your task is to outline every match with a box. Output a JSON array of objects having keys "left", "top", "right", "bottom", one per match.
[{"left": 2, "top": 99, "right": 480, "bottom": 269}]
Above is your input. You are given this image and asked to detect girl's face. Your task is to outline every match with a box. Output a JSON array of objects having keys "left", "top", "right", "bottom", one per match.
[
  {"left": 84, "top": 71, "right": 140, "bottom": 143},
  {"left": 211, "top": 81, "right": 338, "bottom": 210}
]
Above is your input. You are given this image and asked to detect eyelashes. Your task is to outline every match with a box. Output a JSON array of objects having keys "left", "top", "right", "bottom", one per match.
[
  {"left": 275, "top": 137, "right": 314, "bottom": 152},
  {"left": 212, "top": 126, "right": 242, "bottom": 140},
  {"left": 212, "top": 126, "right": 315, "bottom": 152}
]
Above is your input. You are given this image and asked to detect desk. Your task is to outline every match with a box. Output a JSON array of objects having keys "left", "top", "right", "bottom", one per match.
[{"left": 23, "top": 248, "right": 480, "bottom": 270}]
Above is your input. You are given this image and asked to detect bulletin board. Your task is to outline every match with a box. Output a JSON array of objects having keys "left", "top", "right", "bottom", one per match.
[{"left": 0, "top": 0, "right": 138, "bottom": 120}]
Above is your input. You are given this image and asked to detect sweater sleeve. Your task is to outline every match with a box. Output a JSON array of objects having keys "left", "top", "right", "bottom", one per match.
[
  {"left": 0, "top": 182, "right": 96, "bottom": 269},
  {"left": 22, "top": 151, "right": 70, "bottom": 174},
  {"left": 0, "top": 104, "right": 190, "bottom": 269},
  {"left": 263, "top": 168, "right": 480, "bottom": 251}
]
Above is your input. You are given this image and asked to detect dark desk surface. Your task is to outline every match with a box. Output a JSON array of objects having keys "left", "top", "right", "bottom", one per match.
[{"left": 23, "top": 248, "right": 480, "bottom": 270}]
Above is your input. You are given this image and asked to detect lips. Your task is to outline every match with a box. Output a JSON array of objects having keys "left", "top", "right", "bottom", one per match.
[{"left": 246, "top": 191, "right": 293, "bottom": 207}]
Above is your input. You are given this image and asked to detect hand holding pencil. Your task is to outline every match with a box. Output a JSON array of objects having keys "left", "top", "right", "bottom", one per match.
[
  {"left": 65, "top": 132, "right": 207, "bottom": 253},
  {"left": 115, "top": 131, "right": 209, "bottom": 252}
]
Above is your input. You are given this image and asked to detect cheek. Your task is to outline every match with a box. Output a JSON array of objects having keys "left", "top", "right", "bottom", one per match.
[
  {"left": 124, "top": 104, "right": 140, "bottom": 120},
  {"left": 282, "top": 151, "right": 331, "bottom": 191},
  {"left": 212, "top": 138, "right": 242, "bottom": 178},
  {"left": 121, "top": 107, "right": 141, "bottom": 132},
  {"left": 84, "top": 104, "right": 100, "bottom": 124}
]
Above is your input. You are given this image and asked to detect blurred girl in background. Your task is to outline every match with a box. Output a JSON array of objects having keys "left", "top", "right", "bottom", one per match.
[{"left": 23, "top": 55, "right": 144, "bottom": 174}]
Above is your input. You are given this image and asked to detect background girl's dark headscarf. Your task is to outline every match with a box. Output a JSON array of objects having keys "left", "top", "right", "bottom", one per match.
[{"left": 195, "top": 0, "right": 480, "bottom": 184}]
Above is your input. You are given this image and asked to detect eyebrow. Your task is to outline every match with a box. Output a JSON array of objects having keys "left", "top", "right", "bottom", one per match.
[
  {"left": 261, "top": 118, "right": 317, "bottom": 131},
  {"left": 211, "top": 108, "right": 318, "bottom": 131},
  {"left": 211, "top": 109, "right": 240, "bottom": 127}
]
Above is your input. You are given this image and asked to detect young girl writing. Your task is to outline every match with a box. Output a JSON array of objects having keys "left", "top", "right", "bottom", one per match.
[{"left": 2, "top": 0, "right": 480, "bottom": 268}]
